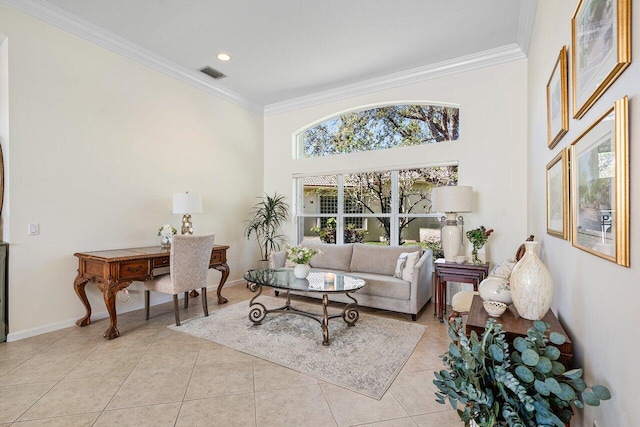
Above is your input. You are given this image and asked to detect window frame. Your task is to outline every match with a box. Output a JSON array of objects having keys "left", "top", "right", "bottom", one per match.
[
  {"left": 294, "top": 164, "right": 457, "bottom": 246},
  {"left": 295, "top": 102, "right": 461, "bottom": 160}
]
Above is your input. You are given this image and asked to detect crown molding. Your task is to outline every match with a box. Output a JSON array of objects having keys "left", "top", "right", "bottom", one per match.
[
  {"left": 264, "top": 44, "right": 526, "bottom": 116},
  {"left": 2, "top": 0, "right": 533, "bottom": 118},
  {"left": 516, "top": 0, "right": 538, "bottom": 56},
  {"left": 0, "top": 0, "right": 264, "bottom": 114}
]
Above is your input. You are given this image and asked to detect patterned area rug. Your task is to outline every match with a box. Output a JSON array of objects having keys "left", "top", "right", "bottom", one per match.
[{"left": 170, "top": 296, "right": 426, "bottom": 399}]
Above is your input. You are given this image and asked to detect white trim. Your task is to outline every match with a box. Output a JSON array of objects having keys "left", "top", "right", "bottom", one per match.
[
  {"left": 264, "top": 44, "right": 526, "bottom": 116},
  {"left": 292, "top": 160, "right": 459, "bottom": 178},
  {"left": 516, "top": 0, "right": 538, "bottom": 56},
  {"left": 0, "top": 0, "right": 263, "bottom": 114},
  {"left": 6, "top": 280, "right": 244, "bottom": 342}
]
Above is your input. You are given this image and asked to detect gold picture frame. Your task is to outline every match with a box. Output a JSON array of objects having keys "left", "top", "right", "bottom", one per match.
[
  {"left": 547, "top": 46, "right": 569, "bottom": 149},
  {"left": 571, "top": 0, "right": 631, "bottom": 119},
  {"left": 546, "top": 148, "right": 570, "bottom": 239},
  {"left": 570, "top": 96, "right": 628, "bottom": 267}
]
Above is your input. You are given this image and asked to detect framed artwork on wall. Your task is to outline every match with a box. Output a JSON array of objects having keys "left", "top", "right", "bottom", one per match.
[
  {"left": 546, "top": 147, "right": 570, "bottom": 239},
  {"left": 570, "top": 96, "right": 628, "bottom": 267},
  {"left": 546, "top": 46, "right": 569, "bottom": 149},
  {"left": 571, "top": 0, "right": 631, "bottom": 119}
]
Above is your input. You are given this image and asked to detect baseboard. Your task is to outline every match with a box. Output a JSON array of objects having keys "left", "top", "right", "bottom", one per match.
[{"left": 6, "top": 279, "right": 244, "bottom": 342}]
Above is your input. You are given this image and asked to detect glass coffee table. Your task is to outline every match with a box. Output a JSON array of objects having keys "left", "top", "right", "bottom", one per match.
[{"left": 243, "top": 269, "right": 366, "bottom": 346}]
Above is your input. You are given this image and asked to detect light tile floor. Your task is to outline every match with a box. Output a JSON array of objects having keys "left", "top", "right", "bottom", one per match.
[{"left": 0, "top": 285, "right": 463, "bottom": 426}]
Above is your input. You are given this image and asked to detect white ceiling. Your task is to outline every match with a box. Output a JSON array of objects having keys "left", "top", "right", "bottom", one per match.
[{"left": 4, "top": 0, "right": 536, "bottom": 111}]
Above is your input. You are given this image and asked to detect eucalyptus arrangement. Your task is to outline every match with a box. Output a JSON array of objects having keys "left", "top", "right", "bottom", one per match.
[
  {"left": 286, "top": 245, "right": 321, "bottom": 265},
  {"left": 466, "top": 226, "right": 494, "bottom": 264},
  {"left": 434, "top": 318, "right": 611, "bottom": 426}
]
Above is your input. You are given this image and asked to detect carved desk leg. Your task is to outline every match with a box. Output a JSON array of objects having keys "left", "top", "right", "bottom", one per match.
[
  {"left": 215, "top": 262, "right": 230, "bottom": 304},
  {"left": 74, "top": 273, "right": 92, "bottom": 327},
  {"left": 99, "top": 279, "right": 131, "bottom": 340}
]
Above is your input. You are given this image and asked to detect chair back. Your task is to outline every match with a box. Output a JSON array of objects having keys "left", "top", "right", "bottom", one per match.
[{"left": 169, "top": 234, "right": 216, "bottom": 293}]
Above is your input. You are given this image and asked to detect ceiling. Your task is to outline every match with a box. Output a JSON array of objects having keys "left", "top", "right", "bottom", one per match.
[{"left": 5, "top": 0, "right": 536, "bottom": 111}]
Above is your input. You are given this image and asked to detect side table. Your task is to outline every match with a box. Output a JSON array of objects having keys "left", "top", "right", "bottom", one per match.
[
  {"left": 466, "top": 295, "right": 573, "bottom": 367},
  {"left": 433, "top": 261, "right": 489, "bottom": 322}
]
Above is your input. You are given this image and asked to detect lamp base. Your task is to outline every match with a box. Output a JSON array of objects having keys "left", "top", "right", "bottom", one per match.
[
  {"left": 441, "top": 213, "right": 462, "bottom": 262},
  {"left": 181, "top": 214, "right": 194, "bottom": 235}
]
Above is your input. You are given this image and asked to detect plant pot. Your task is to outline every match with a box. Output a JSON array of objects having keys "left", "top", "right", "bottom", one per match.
[{"left": 293, "top": 264, "right": 310, "bottom": 279}]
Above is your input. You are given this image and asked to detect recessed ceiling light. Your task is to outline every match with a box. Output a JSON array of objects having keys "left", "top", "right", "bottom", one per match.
[{"left": 216, "top": 52, "right": 232, "bottom": 62}]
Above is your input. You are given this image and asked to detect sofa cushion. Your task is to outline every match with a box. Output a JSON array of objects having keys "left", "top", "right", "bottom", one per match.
[
  {"left": 302, "top": 241, "right": 354, "bottom": 271},
  {"left": 350, "top": 244, "right": 422, "bottom": 276},
  {"left": 346, "top": 272, "right": 411, "bottom": 300}
]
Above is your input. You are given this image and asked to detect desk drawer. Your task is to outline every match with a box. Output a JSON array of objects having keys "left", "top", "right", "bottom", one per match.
[
  {"left": 210, "top": 251, "right": 224, "bottom": 264},
  {"left": 153, "top": 257, "right": 170, "bottom": 268},
  {"left": 119, "top": 260, "right": 148, "bottom": 279}
]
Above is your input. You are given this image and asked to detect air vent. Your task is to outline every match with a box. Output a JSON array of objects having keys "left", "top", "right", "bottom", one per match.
[{"left": 199, "top": 66, "right": 226, "bottom": 80}]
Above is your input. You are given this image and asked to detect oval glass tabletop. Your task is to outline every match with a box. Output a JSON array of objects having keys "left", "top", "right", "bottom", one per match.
[{"left": 244, "top": 269, "right": 365, "bottom": 293}]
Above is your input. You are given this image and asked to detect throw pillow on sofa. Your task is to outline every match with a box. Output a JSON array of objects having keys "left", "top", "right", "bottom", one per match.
[{"left": 394, "top": 251, "right": 420, "bottom": 282}]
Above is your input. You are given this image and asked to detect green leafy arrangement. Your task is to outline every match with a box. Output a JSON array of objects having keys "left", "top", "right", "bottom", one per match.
[
  {"left": 434, "top": 318, "right": 611, "bottom": 427},
  {"left": 466, "top": 226, "right": 493, "bottom": 264},
  {"left": 245, "top": 193, "right": 290, "bottom": 261}
]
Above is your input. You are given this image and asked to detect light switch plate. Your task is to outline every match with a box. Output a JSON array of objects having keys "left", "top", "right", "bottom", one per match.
[{"left": 28, "top": 223, "right": 39, "bottom": 235}]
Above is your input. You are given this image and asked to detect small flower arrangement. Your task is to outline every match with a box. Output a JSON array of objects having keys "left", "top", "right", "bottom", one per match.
[
  {"left": 286, "top": 245, "right": 321, "bottom": 265},
  {"left": 158, "top": 224, "right": 177, "bottom": 238},
  {"left": 466, "top": 225, "right": 494, "bottom": 264}
]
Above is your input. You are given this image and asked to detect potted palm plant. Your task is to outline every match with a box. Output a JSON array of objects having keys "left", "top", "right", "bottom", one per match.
[
  {"left": 434, "top": 318, "right": 611, "bottom": 426},
  {"left": 245, "top": 193, "right": 290, "bottom": 266}
]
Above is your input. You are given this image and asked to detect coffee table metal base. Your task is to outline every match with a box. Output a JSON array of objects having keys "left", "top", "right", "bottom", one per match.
[{"left": 248, "top": 284, "right": 360, "bottom": 346}]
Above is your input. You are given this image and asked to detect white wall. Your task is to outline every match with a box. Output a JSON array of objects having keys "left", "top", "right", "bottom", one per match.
[
  {"left": 0, "top": 6, "right": 264, "bottom": 339},
  {"left": 527, "top": 2, "right": 638, "bottom": 426},
  {"left": 264, "top": 60, "right": 529, "bottom": 265}
]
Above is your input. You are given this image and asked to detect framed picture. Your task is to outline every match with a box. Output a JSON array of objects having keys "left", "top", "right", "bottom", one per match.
[
  {"left": 571, "top": 0, "right": 630, "bottom": 119},
  {"left": 546, "top": 148, "right": 570, "bottom": 239},
  {"left": 546, "top": 47, "right": 569, "bottom": 149},
  {"left": 570, "top": 96, "right": 628, "bottom": 267}
]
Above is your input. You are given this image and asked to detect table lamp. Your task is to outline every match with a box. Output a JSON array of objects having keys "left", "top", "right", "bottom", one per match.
[
  {"left": 431, "top": 186, "right": 473, "bottom": 262},
  {"left": 173, "top": 192, "right": 203, "bottom": 235}
]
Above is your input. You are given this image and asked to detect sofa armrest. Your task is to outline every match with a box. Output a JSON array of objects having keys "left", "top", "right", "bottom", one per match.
[
  {"left": 269, "top": 251, "right": 286, "bottom": 269},
  {"left": 410, "top": 249, "right": 433, "bottom": 313}
]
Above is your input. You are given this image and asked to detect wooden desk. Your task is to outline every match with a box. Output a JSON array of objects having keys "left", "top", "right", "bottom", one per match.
[
  {"left": 434, "top": 261, "right": 489, "bottom": 322},
  {"left": 74, "top": 245, "right": 230, "bottom": 339},
  {"left": 466, "top": 295, "right": 573, "bottom": 367}
]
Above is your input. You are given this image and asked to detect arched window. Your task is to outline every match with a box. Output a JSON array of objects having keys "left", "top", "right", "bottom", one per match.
[{"left": 299, "top": 104, "right": 459, "bottom": 158}]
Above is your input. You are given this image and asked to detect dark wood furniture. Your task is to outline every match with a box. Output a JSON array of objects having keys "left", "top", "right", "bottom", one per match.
[
  {"left": 434, "top": 261, "right": 489, "bottom": 322},
  {"left": 466, "top": 295, "right": 573, "bottom": 367},
  {"left": 74, "top": 245, "right": 230, "bottom": 339}
]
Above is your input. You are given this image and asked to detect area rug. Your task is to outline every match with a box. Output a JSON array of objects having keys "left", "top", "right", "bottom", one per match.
[{"left": 169, "top": 296, "right": 426, "bottom": 399}]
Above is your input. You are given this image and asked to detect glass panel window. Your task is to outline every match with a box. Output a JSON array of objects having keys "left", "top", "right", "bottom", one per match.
[
  {"left": 299, "top": 104, "right": 460, "bottom": 159},
  {"left": 295, "top": 166, "right": 457, "bottom": 248}
]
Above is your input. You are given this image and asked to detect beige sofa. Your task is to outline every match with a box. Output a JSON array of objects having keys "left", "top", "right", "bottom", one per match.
[{"left": 271, "top": 241, "right": 433, "bottom": 320}]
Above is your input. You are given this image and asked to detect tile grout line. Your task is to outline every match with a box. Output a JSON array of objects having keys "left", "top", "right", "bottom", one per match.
[{"left": 8, "top": 330, "right": 106, "bottom": 424}]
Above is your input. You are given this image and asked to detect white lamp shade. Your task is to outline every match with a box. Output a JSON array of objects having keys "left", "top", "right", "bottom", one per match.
[
  {"left": 431, "top": 186, "right": 473, "bottom": 213},
  {"left": 173, "top": 192, "right": 203, "bottom": 214}
]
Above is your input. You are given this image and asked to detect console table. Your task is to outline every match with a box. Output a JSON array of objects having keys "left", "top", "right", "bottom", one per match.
[
  {"left": 434, "top": 261, "right": 489, "bottom": 322},
  {"left": 74, "top": 245, "right": 230, "bottom": 339},
  {"left": 466, "top": 295, "right": 573, "bottom": 367}
]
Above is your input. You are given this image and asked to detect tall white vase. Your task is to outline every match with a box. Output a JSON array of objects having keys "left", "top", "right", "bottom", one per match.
[{"left": 509, "top": 241, "right": 553, "bottom": 320}]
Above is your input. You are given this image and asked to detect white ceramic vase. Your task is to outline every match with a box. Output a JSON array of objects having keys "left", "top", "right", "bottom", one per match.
[
  {"left": 509, "top": 241, "right": 553, "bottom": 320},
  {"left": 293, "top": 264, "right": 310, "bottom": 279},
  {"left": 478, "top": 276, "right": 512, "bottom": 305}
]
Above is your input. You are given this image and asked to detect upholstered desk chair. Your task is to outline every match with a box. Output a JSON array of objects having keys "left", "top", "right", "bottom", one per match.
[
  {"left": 144, "top": 234, "right": 215, "bottom": 326},
  {"left": 448, "top": 235, "right": 534, "bottom": 323}
]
